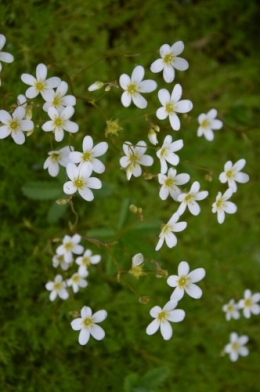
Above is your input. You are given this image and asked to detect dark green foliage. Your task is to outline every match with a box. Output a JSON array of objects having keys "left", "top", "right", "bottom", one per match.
[{"left": 0, "top": 0, "right": 260, "bottom": 391}]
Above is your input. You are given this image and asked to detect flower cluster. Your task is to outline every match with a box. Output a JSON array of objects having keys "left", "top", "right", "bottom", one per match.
[{"left": 222, "top": 289, "right": 260, "bottom": 361}]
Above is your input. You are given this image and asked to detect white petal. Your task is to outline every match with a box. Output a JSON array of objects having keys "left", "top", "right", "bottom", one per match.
[
  {"left": 167, "top": 309, "right": 185, "bottom": 323},
  {"left": 139, "top": 80, "right": 157, "bottom": 93},
  {"left": 171, "top": 84, "right": 182, "bottom": 103},
  {"left": 150, "top": 59, "right": 164, "bottom": 73},
  {"left": 79, "top": 329, "right": 90, "bottom": 345},
  {"left": 158, "top": 89, "right": 170, "bottom": 106},
  {"left": 119, "top": 74, "right": 131, "bottom": 90},
  {"left": 121, "top": 91, "right": 132, "bottom": 107},
  {"left": 36, "top": 63, "right": 47, "bottom": 80},
  {"left": 160, "top": 320, "right": 173, "bottom": 340},
  {"left": 173, "top": 57, "right": 189, "bottom": 71},
  {"left": 90, "top": 324, "right": 105, "bottom": 340},
  {"left": 178, "top": 261, "right": 189, "bottom": 275},
  {"left": 171, "top": 41, "right": 184, "bottom": 56},
  {"left": 132, "top": 93, "right": 147, "bottom": 109},
  {"left": 163, "top": 66, "right": 175, "bottom": 83},
  {"left": 169, "top": 113, "right": 180, "bottom": 131},
  {"left": 131, "top": 65, "right": 144, "bottom": 84},
  {"left": 146, "top": 319, "right": 160, "bottom": 335},
  {"left": 188, "top": 268, "right": 205, "bottom": 283},
  {"left": 175, "top": 99, "right": 193, "bottom": 113},
  {"left": 186, "top": 283, "right": 203, "bottom": 299}
]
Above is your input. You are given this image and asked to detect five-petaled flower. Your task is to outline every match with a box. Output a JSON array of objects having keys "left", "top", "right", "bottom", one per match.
[
  {"left": 21, "top": 63, "right": 61, "bottom": 99},
  {"left": 155, "top": 212, "right": 187, "bottom": 251},
  {"left": 42, "top": 106, "right": 79, "bottom": 142},
  {"left": 219, "top": 159, "right": 249, "bottom": 192},
  {"left": 69, "top": 135, "right": 108, "bottom": 174},
  {"left": 156, "top": 84, "right": 193, "bottom": 131},
  {"left": 197, "top": 109, "right": 223, "bottom": 141},
  {"left": 56, "top": 234, "right": 84, "bottom": 264},
  {"left": 158, "top": 168, "right": 190, "bottom": 201},
  {"left": 45, "top": 274, "right": 69, "bottom": 301},
  {"left": 178, "top": 181, "right": 208, "bottom": 216},
  {"left": 42, "top": 81, "right": 76, "bottom": 112},
  {"left": 156, "top": 135, "right": 184, "bottom": 174},
  {"left": 0, "top": 34, "right": 14, "bottom": 73},
  {"left": 43, "top": 146, "right": 73, "bottom": 177},
  {"left": 71, "top": 306, "right": 107, "bottom": 345},
  {"left": 66, "top": 270, "right": 89, "bottom": 293},
  {"left": 120, "top": 140, "right": 154, "bottom": 180},
  {"left": 224, "top": 332, "right": 249, "bottom": 362},
  {"left": 222, "top": 299, "right": 240, "bottom": 321},
  {"left": 0, "top": 107, "right": 34, "bottom": 145},
  {"left": 146, "top": 300, "right": 185, "bottom": 340},
  {"left": 76, "top": 249, "right": 101, "bottom": 276},
  {"left": 238, "top": 289, "right": 260, "bottom": 318},
  {"left": 119, "top": 65, "right": 157, "bottom": 109},
  {"left": 167, "top": 261, "right": 205, "bottom": 300},
  {"left": 150, "top": 41, "right": 189, "bottom": 83},
  {"left": 212, "top": 188, "right": 237, "bottom": 224},
  {"left": 63, "top": 162, "right": 102, "bottom": 201}
]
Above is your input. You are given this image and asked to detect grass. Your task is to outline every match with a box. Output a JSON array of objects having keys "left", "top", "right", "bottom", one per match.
[{"left": 0, "top": 0, "right": 260, "bottom": 391}]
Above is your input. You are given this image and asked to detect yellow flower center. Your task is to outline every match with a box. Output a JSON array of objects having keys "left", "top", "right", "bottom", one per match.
[
  {"left": 127, "top": 83, "right": 137, "bottom": 95},
  {"left": 165, "top": 102, "right": 175, "bottom": 114},
  {"left": 178, "top": 276, "right": 188, "bottom": 288},
  {"left": 227, "top": 304, "right": 234, "bottom": 313},
  {"left": 72, "top": 274, "right": 80, "bottom": 283},
  {"left": 35, "top": 80, "right": 45, "bottom": 92},
  {"left": 53, "top": 116, "right": 64, "bottom": 128},
  {"left": 163, "top": 53, "right": 174, "bottom": 65},
  {"left": 64, "top": 241, "right": 73, "bottom": 251},
  {"left": 9, "top": 119, "right": 19, "bottom": 131},
  {"left": 226, "top": 169, "right": 234, "bottom": 179},
  {"left": 216, "top": 198, "right": 224, "bottom": 209},
  {"left": 83, "top": 317, "right": 93, "bottom": 327},
  {"left": 82, "top": 151, "right": 92, "bottom": 162},
  {"left": 201, "top": 118, "right": 210, "bottom": 129},
  {"left": 53, "top": 282, "right": 62, "bottom": 291},
  {"left": 157, "top": 310, "right": 167, "bottom": 321},
  {"left": 82, "top": 257, "right": 90, "bottom": 266},
  {"left": 165, "top": 178, "right": 175, "bottom": 187},
  {"left": 231, "top": 341, "right": 239, "bottom": 351},
  {"left": 244, "top": 298, "right": 252, "bottom": 308},
  {"left": 50, "top": 152, "right": 60, "bottom": 162},
  {"left": 129, "top": 265, "right": 145, "bottom": 279},
  {"left": 74, "top": 178, "right": 86, "bottom": 189},
  {"left": 184, "top": 193, "right": 193, "bottom": 203},
  {"left": 53, "top": 94, "right": 62, "bottom": 107},
  {"left": 161, "top": 223, "right": 172, "bottom": 235}
]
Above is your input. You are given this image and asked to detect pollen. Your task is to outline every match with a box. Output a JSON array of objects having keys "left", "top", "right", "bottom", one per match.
[
  {"left": 64, "top": 241, "right": 73, "bottom": 251},
  {"left": 83, "top": 317, "right": 93, "bottom": 327},
  {"left": 53, "top": 116, "right": 64, "bottom": 128},
  {"left": 53, "top": 94, "right": 62, "bottom": 107},
  {"left": 157, "top": 310, "right": 167, "bottom": 321},
  {"left": 178, "top": 276, "right": 188, "bottom": 288},
  {"left": 165, "top": 102, "right": 174, "bottom": 114},
  {"left": 184, "top": 193, "right": 193, "bottom": 203},
  {"left": 163, "top": 53, "right": 174, "bottom": 65},
  {"left": 53, "top": 282, "right": 62, "bottom": 291},
  {"left": 82, "top": 257, "right": 90, "bottom": 266},
  {"left": 165, "top": 177, "right": 175, "bottom": 187},
  {"left": 216, "top": 198, "right": 224, "bottom": 209},
  {"left": 50, "top": 153, "right": 60, "bottom": 162},
  {"left": 72, "top": 274, "right": 80, "bottom": 283},
  {"left": 127, "top": 83, "right": 137, "bottom": 95},
  {"left": 201, "top": 118, "right": 210, "bottom": 129},
  {"left": 35, "top": 80, "right": 45, "bottom": 92},
  {"left": 9, "top": 119, "right": 19, "bottom": 131},
  {"left": 244, "top": 298, "right": 253, "bottom": 308},
  {"left": 82, "top": 151, "right": 92, "bottom": 162},
  {"left": 74, "top": 178, "right": 86, "bottom": 189},
  {"left": 231, "top": 341, "right": 239, "bottom": 351},
  {"left": 226, "top": 169, "right": 234, "bottom": 179}
]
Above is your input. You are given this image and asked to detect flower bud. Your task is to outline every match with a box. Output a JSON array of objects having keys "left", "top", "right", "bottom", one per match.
[
  {"left": 148, "top": 129, "right": 158, "bottom": 145},
  {"left": 88, "top": 81, "right": 104, "bottom": 91}
]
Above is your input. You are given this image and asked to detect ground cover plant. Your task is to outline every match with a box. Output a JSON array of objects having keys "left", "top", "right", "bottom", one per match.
[{"left": 0, "top": 0, "right": 260, "bottom": 391}]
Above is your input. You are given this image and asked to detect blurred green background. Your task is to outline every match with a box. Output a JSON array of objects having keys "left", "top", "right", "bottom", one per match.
[{"left": 0, "top": 0, "right": 260, "bottom": 391}]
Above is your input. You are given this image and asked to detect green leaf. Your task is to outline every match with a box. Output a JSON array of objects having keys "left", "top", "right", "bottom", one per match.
[
  {"left": 21, "top": 181, "right": 63, "bottom": 200},
  {"left": 47, "top": 202, "right": 68, "bottom": 223}
]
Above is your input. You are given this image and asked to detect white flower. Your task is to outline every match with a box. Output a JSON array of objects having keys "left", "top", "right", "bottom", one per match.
[
  {"left": 17, "top": 94, "right": 33, "bottom": 120},
  {"left": 63, "top": 162, "right": 102, "bottom": 201},
  {"left": 224, "top": 332, "right": 249, "bottom": 362},
  {"left": 52, "top": 253, "right": 70, "bottom": 271},
  {"left": 56, "top": 234, "right": 84, "bottom": 264},
  {"left": 238, "top": 289, "right": 260, "bottom": 318},
  {"left": 222, "top": 299, "right": 240, "bottom": 321},
  {"left": 128, "top": 253, "right": 146, "bottom": 279},
  {"left": 120, "top": 140, "right": 153, "bottom": 180},
  {"left": 158, "top": 168, "right": 190, "bottom": 201},
  {"left": 146, "top": 300, "right": 185, "bottom": 340},
  {"left": 42, "top": 106, "right": 79, "bottom": 142},
  {"left": 155, "top": 212, "right": 187, "bottom": 251},
  {"left": 178, "top": 181, "right": 208, "bottom": 216},
  {"left": 45, "top": 274, "right": 69, "bottom": 301},
  {"left": 0, "top": 34, "right": 14, "bottom": 72},
  {"left": 197, "top": 109, "right": 223, "bottom": 141},
  {"left": 156, "top": 84, "right": 193, "bottom": 131},
  {"left": 43, "top": 146, "right": 73, "bottom": 177},
  {"left": 21, "top": 63, "right": 61, "bottom": 99},
  {"left": 212, "top": 188, "right": 237, "bottom": 224},
  {"left": 66, "top": 270, "right": 89, "bottom": 293},
  {"left": 167, "top": 261, "right": 206, "bottom": 300},
  {"left": 42, "top": 81, "right": 76, "bottom": 112},
  {"left": 69, "top": 135, "right": 108, "bottom": 174},
  {"left": 156, "top": 135, "right": 183, "bottom": 174},
  {"left": 119, "top": 65, "right": 157, "bottom": 109},
  {"left": 150, "top": 41, "right": 189, "bottom": 83},
  {"left": 0, "top": 107, "right": 34, "bottom": 145},
  {"left": 76, "top": 249, "right": 101, "bottom": 276},
  {"left": 219, "top": 159, "right": 249, "bottom": 192},
  {"left": 71, "top": 306, "right": 107, "bottom": 345}
]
